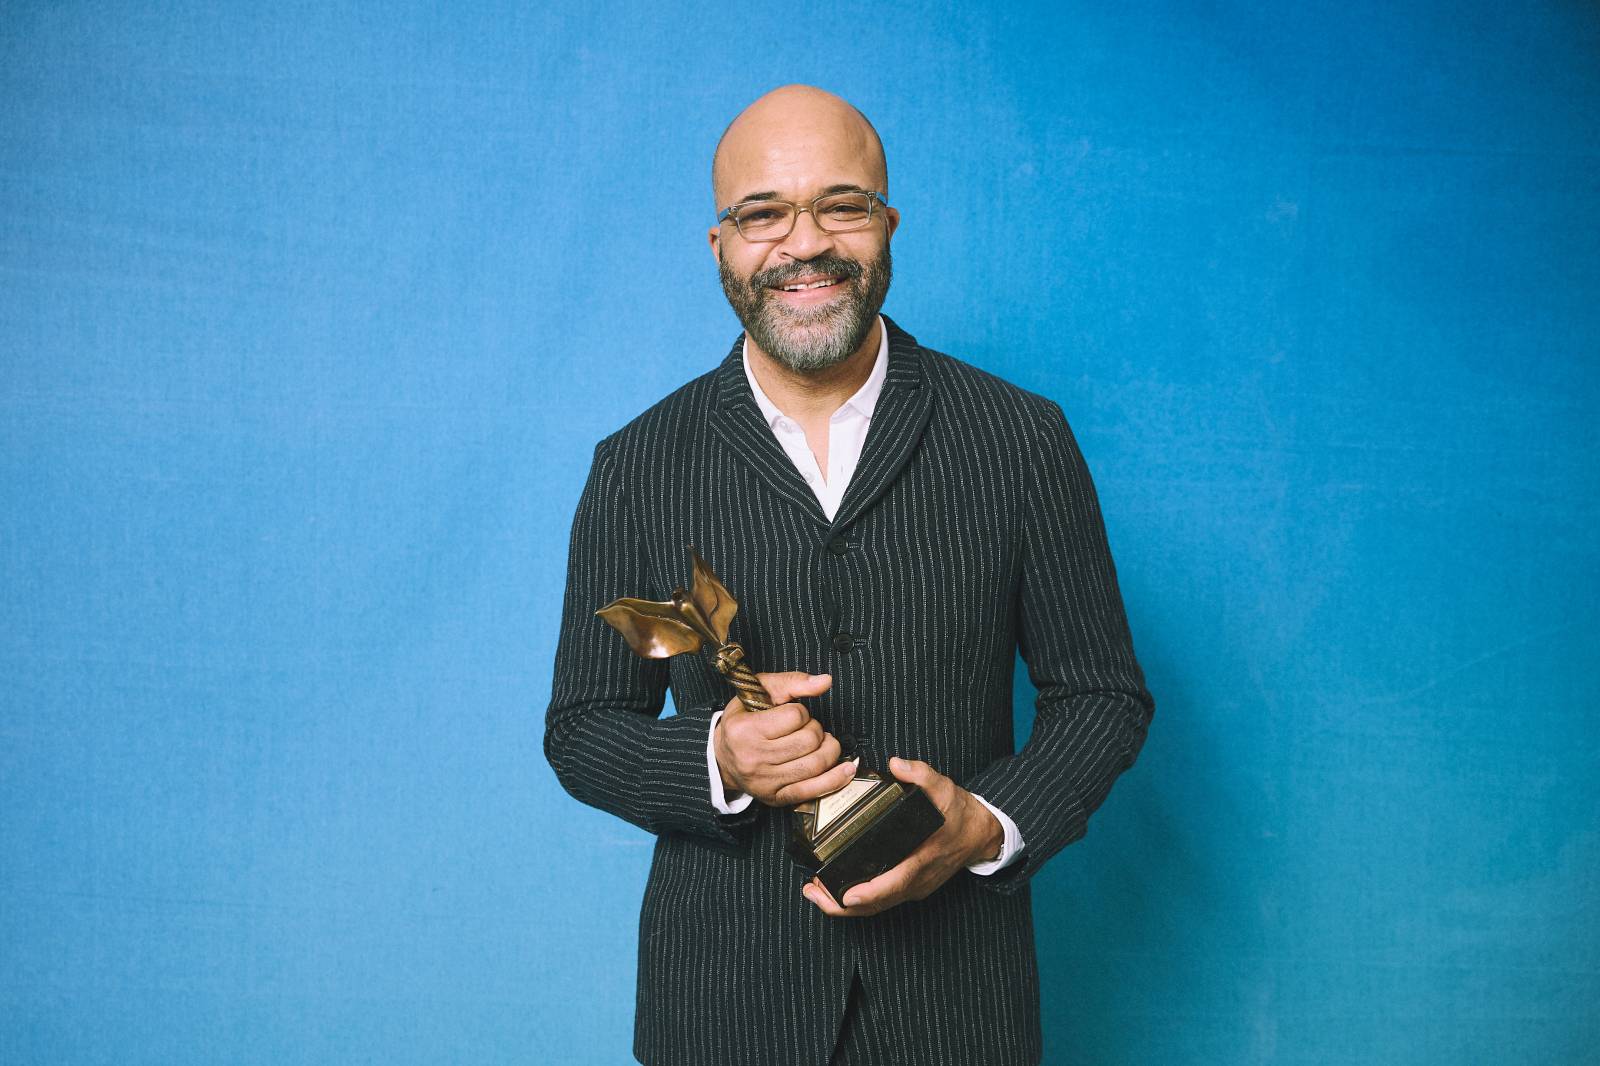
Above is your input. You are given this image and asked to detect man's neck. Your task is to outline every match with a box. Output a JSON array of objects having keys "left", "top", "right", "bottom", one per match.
[{"left": 745, "top": 318, "right": 882, "bottom": 424}]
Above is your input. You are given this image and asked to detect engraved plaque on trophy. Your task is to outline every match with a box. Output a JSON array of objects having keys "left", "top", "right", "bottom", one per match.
[{"left": 597, "top": 549, "right": 944, "bottom": 902}]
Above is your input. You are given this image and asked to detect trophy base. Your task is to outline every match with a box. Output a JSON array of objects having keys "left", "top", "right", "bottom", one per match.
[{"left": 786, "top": 770, "right": 944, "bottom": 903}]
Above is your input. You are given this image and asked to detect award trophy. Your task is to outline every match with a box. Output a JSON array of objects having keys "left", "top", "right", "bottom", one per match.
[{"left": 597, "top": 549, "right": 944, "bottom": 901}]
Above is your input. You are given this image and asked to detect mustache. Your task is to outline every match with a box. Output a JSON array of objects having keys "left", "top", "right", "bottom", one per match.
[{"left": 749, "top": 255, "right": 864, "bottom": 291}]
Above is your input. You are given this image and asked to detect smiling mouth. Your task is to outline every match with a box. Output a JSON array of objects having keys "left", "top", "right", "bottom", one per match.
[{"left": 773, "top": 275, "right": 844, "bottom": 293}]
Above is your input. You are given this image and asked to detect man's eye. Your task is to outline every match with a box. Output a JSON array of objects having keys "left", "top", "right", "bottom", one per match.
[{"left": 741, "top": 207, "right": 786, "bottom": 224}]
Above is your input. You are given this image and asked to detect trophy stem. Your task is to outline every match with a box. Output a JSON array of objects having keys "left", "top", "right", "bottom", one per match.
[{"left": 711, "top": 642, "right": 774, "bottom": 711}]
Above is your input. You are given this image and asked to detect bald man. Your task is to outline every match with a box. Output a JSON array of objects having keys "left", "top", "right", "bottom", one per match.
[{"left": 547, "top": 86, "right": 1152, "bottom": 1066}]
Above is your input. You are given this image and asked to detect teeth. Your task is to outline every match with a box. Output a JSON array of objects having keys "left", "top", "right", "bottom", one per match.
[{"left": 781, "top": 278, "right": 838, "bottom": 291}]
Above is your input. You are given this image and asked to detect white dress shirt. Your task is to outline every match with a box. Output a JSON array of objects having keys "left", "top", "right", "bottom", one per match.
[{"left": 705, "top": 318, "right": 1024, "bottom": 876}]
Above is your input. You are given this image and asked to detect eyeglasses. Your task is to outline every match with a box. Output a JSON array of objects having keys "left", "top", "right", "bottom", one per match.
[{"left": 716, "top": 190, "right": 889, "bottom": 242}]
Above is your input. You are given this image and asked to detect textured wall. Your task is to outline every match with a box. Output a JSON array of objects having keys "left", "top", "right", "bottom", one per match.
[{"left": 3, "top": 2, "right": 1596, "bottom": 1063}]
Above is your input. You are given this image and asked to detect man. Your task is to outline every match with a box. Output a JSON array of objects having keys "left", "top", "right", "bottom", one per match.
[{"left": 546, "top": 85, "right": 1152, "bottom": 1066}]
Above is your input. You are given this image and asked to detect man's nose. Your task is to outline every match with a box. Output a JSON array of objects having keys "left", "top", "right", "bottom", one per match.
[{"left": 776, "top": 206, "right": 836, "bottom": 260}]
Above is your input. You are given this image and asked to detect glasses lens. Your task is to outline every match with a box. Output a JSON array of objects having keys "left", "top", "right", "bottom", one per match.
[
  {"left": 734, "top": 201, "right": 794, "bottom": 239},
  {"left": 815, "top": 193, "right": 873, "bottom": 232}
]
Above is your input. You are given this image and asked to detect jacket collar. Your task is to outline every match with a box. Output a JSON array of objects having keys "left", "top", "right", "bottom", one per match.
[{"left": 710, "top": 315, "right": 935, "bottom": 533}]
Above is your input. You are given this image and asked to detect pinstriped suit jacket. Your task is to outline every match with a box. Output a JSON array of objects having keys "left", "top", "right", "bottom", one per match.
[{"left": 546, "top": 317, "right": 1152, "bottom": 1066}]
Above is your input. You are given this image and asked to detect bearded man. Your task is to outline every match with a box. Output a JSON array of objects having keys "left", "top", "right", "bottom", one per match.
[{"left": 546, "top": 85, "right": 1153, "bottom": 1066}]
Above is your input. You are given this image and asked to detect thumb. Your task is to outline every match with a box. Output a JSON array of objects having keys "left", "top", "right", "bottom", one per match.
[
  {"left": 759, "top": 671, "right": 833, "bottom": 703},
  {"left": 889, "top": 756, "right": 938, "bottom": 787}
]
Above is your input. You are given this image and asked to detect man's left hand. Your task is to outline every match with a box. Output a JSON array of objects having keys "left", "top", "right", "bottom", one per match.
[{"left": 801, "top": 756, "right": 1003, "bottom": 918}]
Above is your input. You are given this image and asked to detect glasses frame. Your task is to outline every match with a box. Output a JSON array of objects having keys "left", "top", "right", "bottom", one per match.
[{"left": 716, "top": 190, "right": 890, "bottom": 242}]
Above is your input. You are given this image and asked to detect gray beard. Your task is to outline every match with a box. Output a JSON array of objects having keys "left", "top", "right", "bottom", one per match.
[{"left": 718, "top": 247, "right": 892, "bottom": 374}]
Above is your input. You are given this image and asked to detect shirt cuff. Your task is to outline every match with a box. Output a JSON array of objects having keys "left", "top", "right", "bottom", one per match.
[
  {"left": 707, "top": 710, "right": 755, "bottom": 815},
  {"left": 966, "top": 794, "right": 1024, "bottom": 876}
]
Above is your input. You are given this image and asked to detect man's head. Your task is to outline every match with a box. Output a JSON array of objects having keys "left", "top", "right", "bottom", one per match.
[{"left": 709, "top": 85, "right": 899, "bottom": 374}]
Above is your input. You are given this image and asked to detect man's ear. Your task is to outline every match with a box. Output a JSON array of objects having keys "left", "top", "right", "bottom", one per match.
[
  {"left": 883, "top": 206, "right": 901, "bottom": 242},
  {"left": 707, "top": 226, "right": 722, "bottom": 263}
]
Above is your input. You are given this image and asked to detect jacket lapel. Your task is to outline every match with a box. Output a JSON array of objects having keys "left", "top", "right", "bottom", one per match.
[
  {"left": 708, "top": 333, "right": 831, "bottom": 525},
  {"left": 829, "top": 316, "right": 934, "bottom": 534}
]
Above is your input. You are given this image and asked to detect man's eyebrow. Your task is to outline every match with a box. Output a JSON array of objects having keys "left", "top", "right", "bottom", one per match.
[{"left": 729, "top": 183, "right": 875, "bottom": 205}]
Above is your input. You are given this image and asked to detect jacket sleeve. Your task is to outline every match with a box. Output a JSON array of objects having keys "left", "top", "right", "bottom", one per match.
[
  {"left": 543, "top": 439, "right": 759, "bottom": 845},
  {"left": 963, "top": 399, "right": 1154, "bottom": 892}
]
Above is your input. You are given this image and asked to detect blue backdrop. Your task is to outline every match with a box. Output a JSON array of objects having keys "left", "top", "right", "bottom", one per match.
[{"left": 3, "top": 2, "right": 1597, "bottom": 1063}]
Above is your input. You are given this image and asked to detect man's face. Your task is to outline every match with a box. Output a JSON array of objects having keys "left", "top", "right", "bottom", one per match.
[{"left": 709, "top": 115, "right": 899, "bottom": 373}]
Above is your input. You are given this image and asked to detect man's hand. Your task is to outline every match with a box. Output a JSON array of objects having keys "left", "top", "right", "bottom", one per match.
[
  {"left": 801, "top": 757, "right": 1004, "bottom": 918},
  {"left": 713, "top": 672, "right": 858, "bottom": 807}
]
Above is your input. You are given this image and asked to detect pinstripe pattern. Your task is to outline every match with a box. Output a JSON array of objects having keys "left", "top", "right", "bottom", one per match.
[{"left": 546, "top": 317, "right": 1153, "bottom": 1066}]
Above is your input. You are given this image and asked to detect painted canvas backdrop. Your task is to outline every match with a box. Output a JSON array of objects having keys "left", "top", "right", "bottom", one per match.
[{"left": 3, "top": 2, "right": 1596, "bottom": 1063}]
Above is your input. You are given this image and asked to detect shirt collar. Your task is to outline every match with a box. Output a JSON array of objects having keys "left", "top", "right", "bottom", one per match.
[{"left": 741, "top": 316, "right": 889, "bottom": 428}]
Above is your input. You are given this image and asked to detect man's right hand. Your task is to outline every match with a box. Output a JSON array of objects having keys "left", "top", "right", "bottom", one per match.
[{"left": 713, "top": 671, "right": 857, "bottom": 807}]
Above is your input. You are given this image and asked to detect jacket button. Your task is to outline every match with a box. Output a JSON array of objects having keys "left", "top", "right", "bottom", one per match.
[
  {"left": 827, "top": 536, "right": 849, "bottom": 556},
  {"left": 831, "top": 633, "right": 855, "bottom": 653}
]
